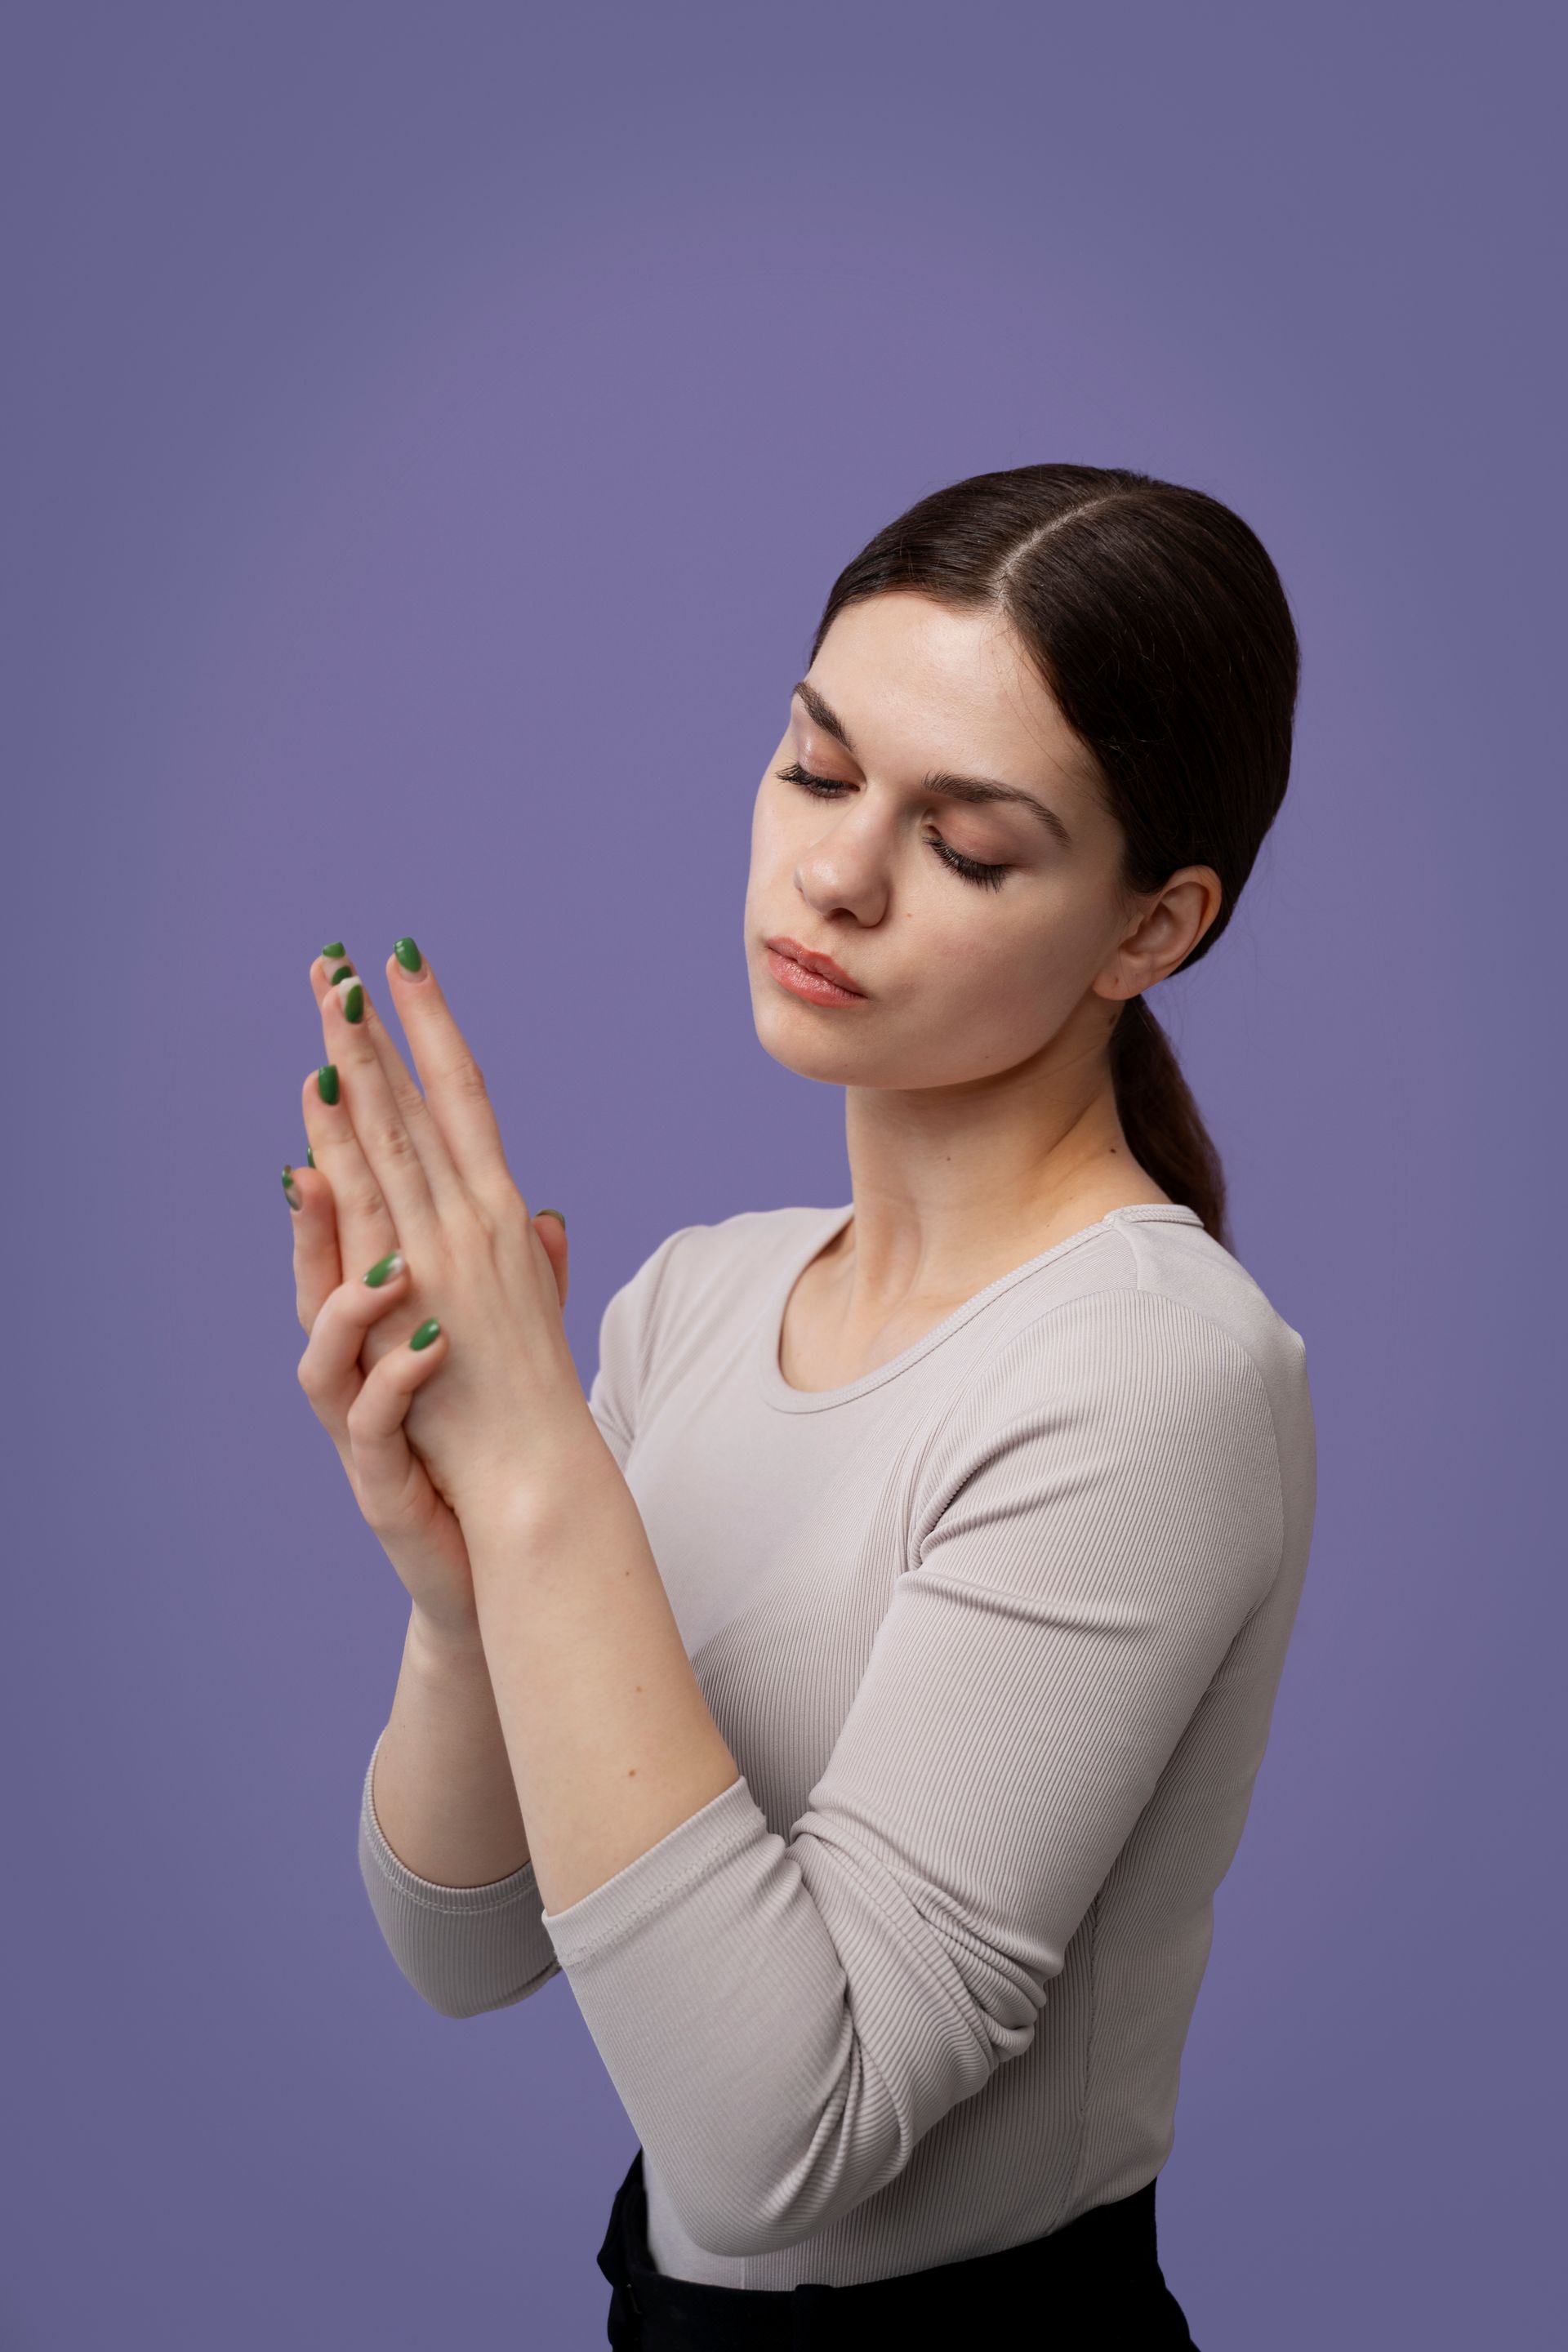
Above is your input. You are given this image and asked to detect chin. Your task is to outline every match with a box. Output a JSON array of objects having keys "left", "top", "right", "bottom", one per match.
[
  {"left": 753, "top": 1000, "right": 932, "bottom": 1090},
  {"left": 751, "top": 995, "right": 862, "bottom": 1077}
]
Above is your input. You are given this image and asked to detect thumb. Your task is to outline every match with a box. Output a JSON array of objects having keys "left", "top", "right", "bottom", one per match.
[{"left": 532, "top": 1207, "right": 569, "bottom": 1307}]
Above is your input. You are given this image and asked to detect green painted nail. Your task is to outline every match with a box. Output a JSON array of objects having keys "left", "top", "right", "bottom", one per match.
[
  {"left": 536, "top": 1207, "right": 566, "bottom": 1228},
  {"left": 282, "top": 1165, "right": 302, "bottom": 1210},
  {"left": 342, "top": 982, "right": 364, "bottom": 1023},
  {"left": 323, "top": 941, "right": 345, "bottom": 960},
  {"left": 305, "top": 1145, "right": 315, "bottom": 1167},
  {"left": 363, "top": 1250, "right": 405, "bottom": 1288},
  {"left": 329, "top": 963, "right": 354, "bottom": 984},
  {"left": 394, "top": 936, "right": 422, "bottom": 973},
  {"left": 409, "top": 1317, "right": 441, "bottom": 1351},
  {"left": 317, "top": 1063, "right": 339, "bottom": 1104}
]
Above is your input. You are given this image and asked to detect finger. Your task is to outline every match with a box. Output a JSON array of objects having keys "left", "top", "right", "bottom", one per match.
[
  {"left": 283, "top": 1156, "right": 345, "bottom": 1332},
  {"left": 532, "top": 1206, "right": 569, "bottom": 1307},
  {"left": 310, "top": 949, "right": 447, "bottom": 1169},
  {"left": 344, "top": 1312, "right": 449, "bottom": 1517},
  {"left": 317, "top": 939, "right": 356, "bottom": 991},
  {"left": 320, "top": 967, "right": 454, "bottom": 1239},
  {"left": 296, "top": 1248, "right": 414, "bottom": 1447},
  {"left": 381, "top": 938, "right": 515, "bottom": 1202},
  {"left": 307, "top": 947, "right": 420, "bottom": 1279},
  {"left": 301, "top": 1058, "right": 399, "bottom": 1290}
]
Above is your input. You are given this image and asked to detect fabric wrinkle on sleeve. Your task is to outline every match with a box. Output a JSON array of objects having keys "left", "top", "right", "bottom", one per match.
[{"left": 539, "top": 1285, "right": 1287, "bottom": 2260}]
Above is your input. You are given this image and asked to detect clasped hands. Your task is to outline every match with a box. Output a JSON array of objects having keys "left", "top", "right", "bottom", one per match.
[{"left": 285, "top": 937, "right": 596, "bottom": 1635}]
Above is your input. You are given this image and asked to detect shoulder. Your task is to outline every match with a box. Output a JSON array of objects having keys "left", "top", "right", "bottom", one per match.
[
  {"left": 911, "top": 1211, "right": 1313, "bottom": 1544},
  {"left": 995, "top": 1206, "right": 1312, "bottom": 1434},
  {"left": 1092, "top": 1210, "right": 1315, "bottom": 1499}
]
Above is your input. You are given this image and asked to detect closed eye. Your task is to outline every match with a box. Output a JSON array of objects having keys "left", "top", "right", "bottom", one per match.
[{"left": 773, "top": 761, "right": 1012, "bottom": 893}]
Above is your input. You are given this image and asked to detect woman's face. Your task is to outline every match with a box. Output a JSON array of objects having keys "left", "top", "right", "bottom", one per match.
[{"left": 743, "top": 590, "right": 1204, "bottom": 1094}]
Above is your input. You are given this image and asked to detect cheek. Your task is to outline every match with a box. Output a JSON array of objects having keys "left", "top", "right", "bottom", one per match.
[
  {"left": 921, "top": 902, "right": 1081, "bottom": 1026},
  {"left": 744, "top": 792, "right": 791, "bottom": 919},
  {"left": 749, "top": 785, "right": 801, "bottom": 871}
]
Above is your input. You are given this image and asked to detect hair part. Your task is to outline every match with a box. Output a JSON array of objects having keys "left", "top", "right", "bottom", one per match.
[{"left": 807, "top": 464, "right": 1301, "bottom": 1252}]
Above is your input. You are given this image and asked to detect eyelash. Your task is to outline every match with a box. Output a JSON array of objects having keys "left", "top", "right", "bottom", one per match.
[{"left": 773, "top": 761, "right": 1011, "bottom": 892}]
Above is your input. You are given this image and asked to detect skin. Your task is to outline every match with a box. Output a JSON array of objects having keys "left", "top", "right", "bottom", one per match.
[
  {"left": 744, "top": 592, "right": 1223, "bottom": 1388},
  {"left": 287, "top": 960, "right": 572, "bottom": 1639},
  {"left": 283, "top": 589, "right": 1223, "bottom": 1915}
]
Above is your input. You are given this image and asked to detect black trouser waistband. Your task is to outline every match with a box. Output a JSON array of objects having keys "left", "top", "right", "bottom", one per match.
[{"left": 597, "top": 2148, "right": 1199, "bottom": 2348}]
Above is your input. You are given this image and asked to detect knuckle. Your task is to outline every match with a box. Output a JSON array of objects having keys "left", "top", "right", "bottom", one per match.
[
  {"left": 365, "top": 1117, "right": 421, "bottom": 1170},
  {"left": 341, "top": 1181, "right": 389, "bottom": 1229},
  {"left": 449, "top": 1056, "right": 490, "bottom": 1105}
]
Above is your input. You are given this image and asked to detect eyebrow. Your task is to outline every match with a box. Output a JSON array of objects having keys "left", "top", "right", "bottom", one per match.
[{"left": 791, "top": 679, "right": 1073, "bottom": 848}]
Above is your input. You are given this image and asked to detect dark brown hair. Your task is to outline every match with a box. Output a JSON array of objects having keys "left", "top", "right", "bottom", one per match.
[{"left": 807, "top": 464, "right": 1300, "bottom": 1253}]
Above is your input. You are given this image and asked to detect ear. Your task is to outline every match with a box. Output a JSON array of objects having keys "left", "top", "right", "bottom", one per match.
[{"left": 1110, "top": 866, "right": 1223, "bottom": 995}]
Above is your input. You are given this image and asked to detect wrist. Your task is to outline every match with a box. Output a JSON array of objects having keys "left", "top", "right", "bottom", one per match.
[
  {"left": 459, "top": 1411, "right": 617, "bottom": 1554},
  {"left": 405, "top": 1601, "right": 488, "bottom": 1669}
]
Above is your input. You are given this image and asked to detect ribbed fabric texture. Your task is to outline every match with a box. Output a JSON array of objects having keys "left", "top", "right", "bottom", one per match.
[{"left": 357, "top": 1201, "right": 1316, "bottom": 2290}]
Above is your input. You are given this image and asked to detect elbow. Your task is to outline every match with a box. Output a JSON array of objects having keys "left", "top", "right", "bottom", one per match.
[
  {"left": 423, "top": 1987, "right": 494, "bottom": 2022},
  {"left": 657, "top": 2110, "right": 906, "bottom": 2260},
  {"left": 670, "top": 2196, "right": 822, "bottom": 2263},
  {"left": 660, "top": 2002, "right": 1034, "bottom": 2257},
  {"left": 406, "top": 1956, "right": 561, "bottom": 2021},
  {"left": 670, "top": 2167, "right": 893, "bottom": 2261}
]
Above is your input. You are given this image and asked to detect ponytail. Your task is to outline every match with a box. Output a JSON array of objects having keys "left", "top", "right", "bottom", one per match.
[{"left": 1109, "top": 996, "right": 1229, "bottom": 1250}]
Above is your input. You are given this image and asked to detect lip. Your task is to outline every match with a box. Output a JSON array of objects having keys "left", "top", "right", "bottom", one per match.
[{"left": 764, "top": 935, "right": 867, "bottom": 998}]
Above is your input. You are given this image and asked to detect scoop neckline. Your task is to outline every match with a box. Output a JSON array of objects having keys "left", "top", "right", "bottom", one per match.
[{"left": 756, "top": 1200, "right": 1205, "bottom": 1413}]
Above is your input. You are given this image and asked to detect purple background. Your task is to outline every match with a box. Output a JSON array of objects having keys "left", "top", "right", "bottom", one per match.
[{"left": 6, "top": 4, "right": 1561, "bottom": 2344}]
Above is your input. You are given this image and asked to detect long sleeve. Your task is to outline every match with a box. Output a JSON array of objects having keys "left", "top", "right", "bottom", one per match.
[
  {"left": 354, "top": 1220, "right": 703, "bottom": 2016},
  {"left": 537, "top": 1286, "right": 1287, "bottom": 2258},
  {"left": 355, "top": 1728, "right": 560, "bottom": 2017}
]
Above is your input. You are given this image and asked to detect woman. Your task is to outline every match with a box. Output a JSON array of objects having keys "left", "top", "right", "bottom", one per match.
[{"left": 286, "top": 463, "right": 1316, "bottom": 2347}]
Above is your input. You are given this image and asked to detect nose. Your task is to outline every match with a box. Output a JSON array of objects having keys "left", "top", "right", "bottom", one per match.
[{"left": 792, "top": 811, "right": 891, "bottom": 926}]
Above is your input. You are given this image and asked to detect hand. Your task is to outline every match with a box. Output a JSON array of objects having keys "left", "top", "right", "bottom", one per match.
[
  {"left": 285, "top": 950, "right": 571, "bottom": 1633},
  {"left": 292, "top": 948, "right": 571, "bottom": 1379},
  {"left": 299, "top": 938, "right": 590, "bottom": 1530}
]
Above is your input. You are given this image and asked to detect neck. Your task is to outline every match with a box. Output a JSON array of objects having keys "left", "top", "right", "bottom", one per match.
[{"left": 834, "top": 1057, "right": 1147, "bottom": 1310}]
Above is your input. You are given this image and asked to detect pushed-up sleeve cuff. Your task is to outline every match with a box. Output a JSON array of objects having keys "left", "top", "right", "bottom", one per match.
[
  {"left": 357, "top": 1731, "right": 561, "bottom": 2017},
  {"left": 540, "top": 1771, "right": 766, "bottom": 1966}
]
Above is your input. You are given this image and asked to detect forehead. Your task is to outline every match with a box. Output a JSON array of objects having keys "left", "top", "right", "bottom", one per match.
[{"left": 808, "top": 591, "right": 1089, "bottom": 790}]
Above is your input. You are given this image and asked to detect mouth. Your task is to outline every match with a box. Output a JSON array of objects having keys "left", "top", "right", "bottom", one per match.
[{"left": 763, "top": 935, "right": 868, "bottom": 1000}]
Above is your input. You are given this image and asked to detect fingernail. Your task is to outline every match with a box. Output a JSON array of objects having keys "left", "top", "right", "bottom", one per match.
[
  {"left": 393, "top": 936, "right": 423, "bottom": 974},
  {"left": 306, "top": 1145, "right": 315, "bottom": 1167},
  {"left": 317, "top": 1063, "right": 339, "bottom": 1104},
  {"left": 409, "top": 1317, "right": 441, "bottom": 1351},
  {"left": 537, "top": 1207, "right": 566, "bottom": 1229},
  {"left": 282, "top": 1165, "right": 303, "bottom": 1211},
  {"left": 328, "top": 961, "right": 354, "bottom": 984},
  {"left": 323, "top": 940, "right": 345, "bottom": 961},
  {"left": 341, "top": 981, "right": 364, "bottom": 1024},
  {"left": 363, "top": 1250, "right": 405, "bottom": 1287}
]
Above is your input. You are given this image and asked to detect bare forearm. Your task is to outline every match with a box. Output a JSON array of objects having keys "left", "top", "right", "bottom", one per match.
[
  {"left": 370, "top": 1606, "right": 532, "bottom": 1886},
  {"left": 464, "top": 1423, "right": 740, "bottom": 1918}
]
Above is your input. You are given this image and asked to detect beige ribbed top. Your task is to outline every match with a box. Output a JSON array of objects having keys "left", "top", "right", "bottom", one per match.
[{"left": 358, "top": 1200, "right": 1316, "bottom": 2289}]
